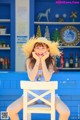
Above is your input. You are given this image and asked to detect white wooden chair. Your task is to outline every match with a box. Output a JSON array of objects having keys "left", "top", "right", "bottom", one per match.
[{"left": 20, "top": 81, "right": 58, "bottom": 120}]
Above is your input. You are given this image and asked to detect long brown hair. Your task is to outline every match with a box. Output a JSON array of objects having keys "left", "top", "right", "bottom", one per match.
[{"left": 26, "top": 42, "right": 58, "bottom": 72}]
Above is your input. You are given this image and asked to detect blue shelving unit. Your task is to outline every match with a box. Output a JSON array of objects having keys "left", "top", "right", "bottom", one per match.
[
  {"left": 0, "top": 0, "right": 15, "bottom": 71},
  {"left": 32, "top": 0, "right": 80, "bottom": 71}
]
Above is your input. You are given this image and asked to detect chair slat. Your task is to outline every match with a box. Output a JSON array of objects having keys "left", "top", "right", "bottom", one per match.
[
  {"left": 21, "top": 81, "right": 58, "bottom": 90},
  {"left": 27, "top": 90, "right": 51, "bottom": 106}
]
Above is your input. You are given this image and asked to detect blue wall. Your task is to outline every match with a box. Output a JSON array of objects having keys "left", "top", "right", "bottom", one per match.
[{"left": 0, "top": 71, "right": 80, "bottom": 120}]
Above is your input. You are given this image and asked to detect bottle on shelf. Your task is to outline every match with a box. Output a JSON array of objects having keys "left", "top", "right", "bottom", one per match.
[
  {"left": 2, "top": 57, "right": 10, "bottom": 70},
  {"left": 65, "top": 57, "right": 69, "bottom": 68},
  {"left": 56, "top": 58, "right": 59, "bottom": 67},
  {"left": 69, "top": 53, "right": 74, "bottom": 68},
  {"left": 2, "top": 59, "right": 5, "bottom": 69},
  {"left": 0, "top": 57, "right": 4, "bottom": 70},
  {"left": 0, "top": 57, "right": 2, "bottom": 69},
  {"left": 4, "top": 57, "right": 10, "bottom": 69},
  {"left": 75, "top": 53, "right": 79, "bottom": 68},
  {"left": 4, "top": 57, "right": 8, "bottom": 69},
  {"left": 60, "top": 52, "right": 64, "bottom": 68},
  {"left": 78, "top": 57, "right": 80, "bottom": 68}
]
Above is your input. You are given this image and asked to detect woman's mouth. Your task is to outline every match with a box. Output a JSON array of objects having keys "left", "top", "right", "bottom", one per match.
[{"left": 37, "top": 53, "right": 43, "bottom": 56}]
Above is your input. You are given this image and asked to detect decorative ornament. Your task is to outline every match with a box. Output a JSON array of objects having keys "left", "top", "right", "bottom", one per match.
[
  {"left": 55, "top": 13, "right": 67, "bottom": 22},
  {"left": 37, "top": 8, "right": 50, "bottom": 21},
  {"left": 52, "top": 28, "right": 61, "bottom": 43},
  {"left": 70, "top": 11, "right": 78, "bottom": 22},
  {"left": 36, "top": 25, "right": 42, "bottom": 38},
  {"left": 63, "top": 14, "right": 67, "bottom": 18},
  {"left": 60, "top": 26, "right": 80, "bottom": 46},
  {"left": 60, "top": 52, "right": 64, "bottom": 68},
  {"left": 44, "top": 26, "right": 50, "bottom": 40}
]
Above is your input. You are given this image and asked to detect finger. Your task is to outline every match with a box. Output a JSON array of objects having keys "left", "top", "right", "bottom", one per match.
[
  {"left": 36, "top": 53, "right": 38, "bottom": 55},
  {"left": 32, "top": 52, "right": 34, "bottom": 54}
]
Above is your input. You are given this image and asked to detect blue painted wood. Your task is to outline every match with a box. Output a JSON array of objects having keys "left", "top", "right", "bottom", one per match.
[{"left": 0, "top": 71, "right": 80, "bottom": 119}]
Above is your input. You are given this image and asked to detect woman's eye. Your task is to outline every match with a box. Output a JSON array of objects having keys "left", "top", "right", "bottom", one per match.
[{"left": 36, "top": 47, "right": 39, "bottom": 49}]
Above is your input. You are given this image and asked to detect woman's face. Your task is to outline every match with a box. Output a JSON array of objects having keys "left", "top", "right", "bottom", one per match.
[{"left": 33, "top": 43, "right": 49, "bottom": 57}]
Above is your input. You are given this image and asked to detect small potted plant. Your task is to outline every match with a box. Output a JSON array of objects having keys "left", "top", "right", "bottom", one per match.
[
  {"left": 0, "top": 26, "right": 7, "bottom": 34},
  {"left": 0, "top": 41, "right": 3, "bottom": 48},
  {"left": 1, "top": 41, "right": 6, "bottom": 48}
]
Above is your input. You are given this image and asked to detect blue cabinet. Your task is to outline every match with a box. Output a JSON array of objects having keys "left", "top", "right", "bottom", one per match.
[
  {"left": 0, "top": 0, "right": 15, "bottom": 71},
  {"left": 31, "top": 0, "right": 80, "bottom": 71}
]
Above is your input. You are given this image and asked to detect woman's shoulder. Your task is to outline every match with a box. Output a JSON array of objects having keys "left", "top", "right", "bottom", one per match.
[
  {"left": 51, "top": 57, "right": 56, "bottom": 66},
  {"left": 48, "top": 57, "right": 56, "bottom": 72},
  {"left": 25, "top": 58, "right": 31, "bottom": 67},
  {"left": 26, "top": 58, "right": 30, "bottom": 63},
  {"left": 25, "top": 58, "right": 32, "bottom": 71}
]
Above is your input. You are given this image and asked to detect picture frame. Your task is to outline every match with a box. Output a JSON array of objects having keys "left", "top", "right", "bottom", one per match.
[{"left": 60, "top": 26, "right": 80, "bottom": 46}]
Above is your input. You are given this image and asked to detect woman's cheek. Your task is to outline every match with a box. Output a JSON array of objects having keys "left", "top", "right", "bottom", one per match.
[{"left": 35, "top": 53, "right": 38, "bottom": 56}]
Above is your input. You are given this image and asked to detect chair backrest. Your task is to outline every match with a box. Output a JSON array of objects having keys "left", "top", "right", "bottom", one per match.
[
  {"left": 20, "top": 81, "right": 58, "bottom": 90},
  {"left": 20, "top": 81, "right": 58, "bottom": 120},
  {"left": 20, "top": 81, "right": 58, "bottom": 106}
]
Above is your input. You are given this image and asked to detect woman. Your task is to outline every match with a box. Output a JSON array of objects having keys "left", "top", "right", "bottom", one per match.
[{"left": 6, "top": 37, "right": 70, "bottom": 120}]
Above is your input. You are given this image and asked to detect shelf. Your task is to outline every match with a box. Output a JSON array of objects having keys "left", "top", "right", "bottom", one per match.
[
  {"left": 0, "top": 34, "right": 10, "bottom": 36},
  {"left": 0, "top": 71, "right": 9, "bottom": 73},
  {"left": 59, "top": 46, "right": 80, "bottom": 48},
  {"left": 61, "top": 68, "right": 80, "bottom": 70},
  {"left": 0, "top": 47, "right": 10, "bottom": 50},
  {"left": 34, "top": 22, "right": 80, "bottom": 25},
  {"left": 0, "top": 19, "right": 11, "bottom": 22}
]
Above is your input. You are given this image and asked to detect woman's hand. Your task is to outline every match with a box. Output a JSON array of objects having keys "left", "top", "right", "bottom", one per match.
[
  {"left": 41, "top": 52, "right": 49, "bottom": 61},
  {"left": 32, "top": 52, "right": 40, "bottom": 61}
]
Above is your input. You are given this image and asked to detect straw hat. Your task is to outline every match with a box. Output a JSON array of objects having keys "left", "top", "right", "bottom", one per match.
[{"left": 22, "top": 37, "right": 61, "bottom": 58}]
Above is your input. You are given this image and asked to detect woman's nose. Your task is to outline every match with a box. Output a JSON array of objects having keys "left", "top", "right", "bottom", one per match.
[{"left": 39, "top": 47, "right": 43, "bottom": 50}]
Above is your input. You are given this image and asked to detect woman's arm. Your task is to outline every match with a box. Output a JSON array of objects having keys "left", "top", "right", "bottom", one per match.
[
  {"left": 26, "top": 58, "right": 40, "bottom": 82},
  {"left": 41, "top": 59, "right": 54, "bottom": 82},
  {"left": 41, "top": 52, "right": 54, "bottom": 82}
]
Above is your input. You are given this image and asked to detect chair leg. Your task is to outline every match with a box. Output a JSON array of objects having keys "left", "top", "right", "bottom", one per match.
[
  {"left": 23, "top": 113, "right": 27, "bottom": 120},
  {"left": 51, "top": 113, "right": 55, "bottom": 120},
  {"left": 27, "top": 113, "right": 31, "bottom": 120}
]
